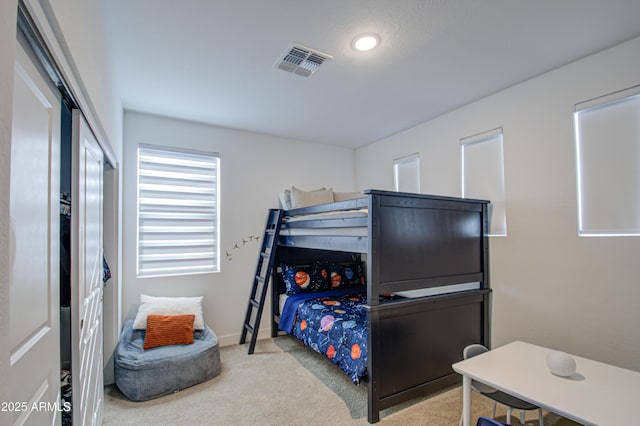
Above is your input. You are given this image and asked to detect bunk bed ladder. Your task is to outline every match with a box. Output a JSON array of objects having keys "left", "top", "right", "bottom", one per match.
[{"left": 240, "top": 208, "right": 284, "bottom": 354}]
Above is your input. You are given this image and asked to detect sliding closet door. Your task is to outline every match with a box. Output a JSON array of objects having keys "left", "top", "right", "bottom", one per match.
[
  {"left": 71, "top": 110, "right": 104, "bottom": 426},
  {"left": 9, "top": 38, "right": 61, "bottom": 425}
]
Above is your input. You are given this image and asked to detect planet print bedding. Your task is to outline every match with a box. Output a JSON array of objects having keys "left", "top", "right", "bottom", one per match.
[{"left": 290, "top": 292, "right": 369, "bottom": 384}]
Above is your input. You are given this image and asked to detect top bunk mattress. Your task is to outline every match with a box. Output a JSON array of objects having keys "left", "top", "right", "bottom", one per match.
[
  {"left": 278, "top": 189, "right": 490, "bottom": 255},
  {"left": 284, "top": 209, "right": 368, "bottom": 223},
  {"left": 281, "top": 209, "right": 368, "bottom": 236},
  {"left": 280, "top": 208, "right": 369, "bottom": 245}
]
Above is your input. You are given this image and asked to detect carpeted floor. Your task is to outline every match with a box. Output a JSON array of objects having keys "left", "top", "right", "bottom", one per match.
[{"left": 104, "top": 336, "right": 565, "bottom": 425}]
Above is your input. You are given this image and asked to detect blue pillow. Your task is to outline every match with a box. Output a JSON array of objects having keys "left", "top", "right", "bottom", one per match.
[
  {"left": 343, "top": 263, "right": 365, "bottom": 287},
  {"left": 281, "top": 263, "right": 329, "bottom": 295},
  {"left": 328, "top": 262, "right": 364, "bottom": 289}
]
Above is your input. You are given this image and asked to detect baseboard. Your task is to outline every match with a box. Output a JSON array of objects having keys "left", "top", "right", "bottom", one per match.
[{"left": 217, "top": 327, "right": 272, "bottom": 348}]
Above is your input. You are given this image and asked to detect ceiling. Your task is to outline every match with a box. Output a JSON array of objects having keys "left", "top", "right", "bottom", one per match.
[{"left": 102, "top": 0, "right": 640, "bottom": 149}]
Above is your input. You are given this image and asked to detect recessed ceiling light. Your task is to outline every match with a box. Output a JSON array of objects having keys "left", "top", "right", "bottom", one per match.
[{"left": 352, "top": 33, "right": 381, "bottom": 52}]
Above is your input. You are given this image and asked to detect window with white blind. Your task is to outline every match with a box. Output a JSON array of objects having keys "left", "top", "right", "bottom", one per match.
[
  {"left": 574, "top": 85, "right": 640, "bottom": 236},
  {"left": 137, "top": 144, "right": 220, "bottom": 277},
  {"left": 461, "top": 128, "right": 507, "bottom": 236},
  {"left": 393, "top": 153, "right": 420, "bottom": 193}
]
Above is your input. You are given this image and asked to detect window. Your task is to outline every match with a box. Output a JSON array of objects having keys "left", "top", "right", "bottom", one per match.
[
  {"left": 574, "top": 85, "right": 640, "bottom": 236},
  {"left": 137, "top": 144, "right": 220, "bottom": 277},
  {"left": 461, "top": 128, "right": 507, "bottom": 236},
  {"left": 393, "top": 153, "right": 420, "bottom": 193}
]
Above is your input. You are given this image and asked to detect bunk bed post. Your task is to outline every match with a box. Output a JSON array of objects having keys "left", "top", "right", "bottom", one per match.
[
  {"left": 481, "top": 202, "right": 491, "bottom": 291},
  {"left": 481, "top": 202, "right": 492, "bottom": 348},
  {"left": 366, "top": 191, "right": 382, "bottom": 423},
  {"left": 367, "top": 307, "right": 381, "bottom": 423},
  {"left": 366, "top": 190, "right": 381, "bottom": 306},
  {"left": 271, "top": 263, "right": 280, "bottom": 338}
]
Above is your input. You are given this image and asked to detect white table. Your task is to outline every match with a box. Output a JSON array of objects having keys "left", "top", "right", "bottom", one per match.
[{"left": 452, "top": 340, "right": 640, "bottom": 426}]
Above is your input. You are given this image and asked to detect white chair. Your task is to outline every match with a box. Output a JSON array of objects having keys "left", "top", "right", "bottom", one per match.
[{"left": 459, "top": 344, "right": 543, "bottom": 426}]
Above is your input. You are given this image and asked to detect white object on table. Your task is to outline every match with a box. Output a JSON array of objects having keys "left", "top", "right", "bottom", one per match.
[
  {"left": 452, "top": 340, "right": 640, "bottom": 426},
  {"left": 547, "top": 350, "right": 577, "bottom": 377}
]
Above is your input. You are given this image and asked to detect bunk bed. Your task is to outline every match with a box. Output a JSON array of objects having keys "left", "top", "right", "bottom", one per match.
[{"left": 270, "top": 189, "right": 491, "bottom": 423}]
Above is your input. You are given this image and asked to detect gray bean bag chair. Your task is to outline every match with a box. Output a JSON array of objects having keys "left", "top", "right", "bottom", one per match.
[{"left": 115, "top": 319, "right": 221, "bottom": 401}]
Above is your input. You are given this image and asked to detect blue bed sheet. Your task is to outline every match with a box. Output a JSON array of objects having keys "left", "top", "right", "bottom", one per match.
[
  {"left": 283, "top": 290, "right": 369, "bottom": 384},
  {"left": 279, "top": 287, "right": 363, "bottom": 334}
]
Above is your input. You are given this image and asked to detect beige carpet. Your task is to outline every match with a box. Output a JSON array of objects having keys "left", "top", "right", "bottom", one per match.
[{"left": 104, "top": 336, "right": 566, "bottom": 425}]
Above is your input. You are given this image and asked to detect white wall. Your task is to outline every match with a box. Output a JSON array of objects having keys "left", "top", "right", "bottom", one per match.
[
  {"left": 38, "top": 0, "right": 123, "bottom": 161},
  {"left": 122, "top": 111, "right": 356, "bottom": 347},
  {"left": 356, "top": 36, "right": 640, "bottom": 371}
]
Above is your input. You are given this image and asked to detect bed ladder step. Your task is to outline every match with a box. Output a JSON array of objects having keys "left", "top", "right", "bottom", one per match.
[{"left": 239, "top": 208, "right": 284, "bottom": 354}]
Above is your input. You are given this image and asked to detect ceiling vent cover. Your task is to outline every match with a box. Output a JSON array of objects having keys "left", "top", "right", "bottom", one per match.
[{"left": 275, "top": 43, "right": 333, "bottom": 77}]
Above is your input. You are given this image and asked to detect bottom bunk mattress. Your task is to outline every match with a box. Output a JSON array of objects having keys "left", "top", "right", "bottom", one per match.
[
  {"left": 291, "top": 293, "right": 367, "bottom": 384},
  {"left": 280, "top": 289, "right": 398, "bottom": 384}
]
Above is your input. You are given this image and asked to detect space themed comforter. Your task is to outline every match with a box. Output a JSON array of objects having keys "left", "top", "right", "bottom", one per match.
[{"left": 281, "top": 290, "right": 369, "bottom": 384}]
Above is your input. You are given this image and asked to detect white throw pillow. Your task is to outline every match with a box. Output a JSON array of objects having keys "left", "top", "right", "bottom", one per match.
[{"left": 132, "top": 294, "right": 205, "bottom": 330}]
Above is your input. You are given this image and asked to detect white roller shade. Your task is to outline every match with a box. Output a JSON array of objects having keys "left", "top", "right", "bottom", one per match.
[
  {"left": 137, "top": 144, "right": 220, "bottom": 277},
  {"left": 574, "top": 86, "right": 640, "bottom": 236},
  {"left": 461, "top": 128, "right": 507, "bottom": 236},
  {"left": 393, "top": 153, "right": 420, "bottom": 193}
]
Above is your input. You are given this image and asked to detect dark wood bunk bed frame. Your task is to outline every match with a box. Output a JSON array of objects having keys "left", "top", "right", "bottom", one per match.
[{"left": 270, "top": 189, "right": 491, "bottom": 423}]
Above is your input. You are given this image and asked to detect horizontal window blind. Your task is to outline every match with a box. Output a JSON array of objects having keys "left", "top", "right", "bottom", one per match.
[{"left": 137, "top": 144, "right": 220, "bottom": 277}]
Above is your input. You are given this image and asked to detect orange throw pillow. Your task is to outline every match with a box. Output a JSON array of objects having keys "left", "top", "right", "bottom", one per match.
[{"left": 143, "top": 314, "right": 196, "bottom": 349}]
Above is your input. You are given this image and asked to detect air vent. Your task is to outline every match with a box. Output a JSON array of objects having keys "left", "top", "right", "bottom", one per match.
[{"left": 275, "top": 43, "right": 333, "bottom": 77}]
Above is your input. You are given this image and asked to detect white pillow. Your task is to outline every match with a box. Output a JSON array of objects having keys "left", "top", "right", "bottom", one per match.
[
  {"left": 333, "top": 191, "right": 364, "bottom": 202},
  {"left": 132, "top": 294, "right": 205, "bottom": 330},
  {"left": 279, "top": 187, "right": 328, "bottom": 210},
  {"left": 290, "top": 186, "right": 333, "bottom": 208},
  {"left": 278, "top": 190, "right": 292, "bottom": 210}
]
